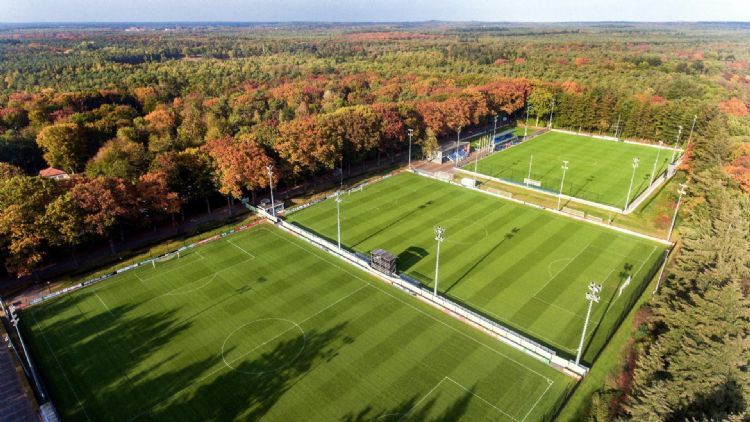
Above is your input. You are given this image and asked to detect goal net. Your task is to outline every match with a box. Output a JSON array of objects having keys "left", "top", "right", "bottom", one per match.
[{"left": 152, "top": 251, "right": 181, "bottom": 267}]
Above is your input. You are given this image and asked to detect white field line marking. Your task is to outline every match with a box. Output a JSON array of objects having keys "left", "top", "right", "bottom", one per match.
[
  {"left": 94, "top": 293, "right": 113, "bottom": 317},
  {"left": 521, "top": 379, "right": 554, "bottom": 422},
  {"left": 531, "top": 297, "right": 584, "bottom": 321},
  {"left": 133, "top": 272, "right": 147, "bottom": 286},
  {"left": 218, "top": 285, "right": 367, "bottom": 374},
  {"left": 137, "top": 251, "right": 205, "bottom": 282},
  {"left": 449, "top": 297, "right": 577, "bottom": 354},
  {"left": 226, "top": 238, "right": 256, "bottom": 259},
  {"left": 534, "top": 242, "right": 592, "bottom": 297},
  {"left": 608, "top": 246, "right": 657, "bottom": 307},
  {"left": 263, "top": 226, "right": 554, "bottom": 383},
  {"left": 128, "top": 283, "right": 370, "bottom": 421},
  {"left": 445, "top": 377, "right": 522, "bottom": 422},
  {"left": 398, "top": 377, "right": 448, "bottom": 422},
  {"left": 220, "top": 318, "right": 306, "bottom": 374},
  {"left": 546, "top": 257, "right": 572, "bottom": 278},
  {"left": 163, "top": 274, "right": 219, "bottom": 297},
  {"left": 30, "top": 311, "right": 93, "bottom": 422},
  {"left": 139, "top": 252, "right": 255, "bottom": 300}
]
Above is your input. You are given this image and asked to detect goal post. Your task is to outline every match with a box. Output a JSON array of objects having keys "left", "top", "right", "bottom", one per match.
[{"left": 151, "top": 250, "right": 181, "bottom": 268}]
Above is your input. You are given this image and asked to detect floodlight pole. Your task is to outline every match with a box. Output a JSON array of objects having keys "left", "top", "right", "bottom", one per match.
[
  {"left": 684, "top": 114, "right": 697, "bottom": 157},
  {"left": 492, "top": 113, "right": 498, "bottom": 140},
  {"left": 527, "top": 155, "right": 534, "bottom": 180},
  {"left": 407, "top": 128, "right": 414, "bottom": 169},
  {"left": 433, "top": 226, "right": 445, "bottom": 297},
  {"left": 524, "top": 104, "right": 530, "bottom": 139},
  {"left": 614, "top": 114, "right": 621, "bottom": 139},
  {"left": 557, "top": 161, "right": 569, "bottom": 210},
  {"left": 575, "top": 282, "right": 601, "bottom": 366},
  {"left": 548, "top": 98, "right": 555, "bottom": 129},
  {"left": 7, "top": 305, "right": 45, "bottom": 400},
  {"left": 670, "top": 126, "right": 683, "bottom": 163},
  {"left": 649, "top": 141, "right": 663, "bottom": 186},
  {"left": 335, "top": 190, "right": 342, "bottom": 249},
  {"left": 473, "top": 142, "right": 480, "bottom": 186},
  {"left": 266, "top": 164, "right": 275, "bottom": 216},
  {"left": 667, "top": 183, "right": 687, "bottom": 242},
  {"left": 624, "top": 157, "right": 640, "bottom": 211},
  {"left": 454, "top": 126, "right": 462, "bottom": 167}
]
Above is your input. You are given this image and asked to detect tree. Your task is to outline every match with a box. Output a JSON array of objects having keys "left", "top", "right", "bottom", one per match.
[
  {"left": 528, "top": 87, "right": 554, "bottom": 127},
  {"left": 628, "top": 281, "right": 750, "bottom": 421},
  {"left": 86, "top": 137, "right": 148, "bottom": 181},
  {"left": 628, "top": 175, "right": 750, "bottom": 420},
  {"left": 419, "top": 128, "right": 440, "bottom": 159},
  {"left": 42, "top": 192, "right": 83, "bottom": 247},
  {"left": 151, "top": 148, "right": 216, "bottom": 213},
  {"left": 69, "top": 176, "right": 137, "bottom": 237},
  {"left": 144, "top": 104, "right": 177, "bottom": 152},
  {"left": 0, "top": 176, "right": 62, "bottom": 275},
  {"left": 136, "top": 171, "right": 182, "bottom": 224},
  {"left": 204, "top": 135, "right": 275, "bottom": 199},
  {"left": 176, "top": 94, "right": 207, "bottom": 147},
  {"left": 36, "top": 122, "right": 86, "bottom": 173},
  {"left": 0, "top": 162, "right": 23, "bottom": 180},
  {"left": 275, "top": 116, "right": 337, "bottom": 176}
]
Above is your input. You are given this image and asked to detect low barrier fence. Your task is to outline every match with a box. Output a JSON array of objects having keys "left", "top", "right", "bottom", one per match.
[
  {"left": 26, "top": 219, "right": 265, "bottom": 307},
  {"left": 275, "top": 219, "right": 589, "bottom": 379},
  {"left": 415, "top": 169, "right": 672, "bottom": 246}
]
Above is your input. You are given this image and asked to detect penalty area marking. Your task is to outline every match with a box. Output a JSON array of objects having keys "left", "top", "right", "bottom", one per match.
[
  {"left": 439, "top": 218, "right": 489, "bottom": 245},
  {"left": 220, "top": 318, "right": 306, "bottom": 374},
  {"left": 226, "top": 238, "right": 256, "bottom": 259},
  {"left": 398, "top": 376, "right": 525, "bottom": 422}
]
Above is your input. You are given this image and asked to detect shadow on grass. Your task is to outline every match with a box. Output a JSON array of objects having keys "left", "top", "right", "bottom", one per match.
[
  {"left": 340, "top": 385, "right": 475, "bottom": 422},
  {"left": 144, "top": 323, "right": 349, "bottom": 420},
  {"left": 22, "top": 291, "right": 193, "bottom": 419},
  {"left": 397, "top": 246, "right": 429, "bottom": 272},
  {"left": 443, "top": 227, "right": 519, "bottom": 295}
]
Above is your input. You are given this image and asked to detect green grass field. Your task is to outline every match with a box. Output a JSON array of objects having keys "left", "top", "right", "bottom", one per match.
[
  {"left": 22, "top": 225, "right": 574, "bottom": 421},
  {"left": 467, "top": 132, "right": 674, "bottom": 208},
  {"left": 286, "top": 173, "right": 665, "bottom": 363}
]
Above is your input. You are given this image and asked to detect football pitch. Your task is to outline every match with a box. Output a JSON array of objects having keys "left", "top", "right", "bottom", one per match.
[
  {"left": 22, "top": 225, "right": 574, "bottom": 421},
  {"left": 465, "top": 131, "right": 675, "bottom": 208},
  {"left": 286, "top": 173, "right": 665, "bottom": 362}
]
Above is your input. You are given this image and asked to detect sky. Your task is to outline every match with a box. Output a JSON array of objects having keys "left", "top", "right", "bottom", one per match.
[{"left": 2, "top": 0, "right": 750, "bottom": 23}]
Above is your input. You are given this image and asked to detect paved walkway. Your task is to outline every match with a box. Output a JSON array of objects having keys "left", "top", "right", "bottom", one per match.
[{"left": 0, "top": 333, "right": 37, "bottom": 421}]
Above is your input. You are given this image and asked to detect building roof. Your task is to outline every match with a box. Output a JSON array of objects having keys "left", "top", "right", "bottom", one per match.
[{"left": 39, "top": 167, "right": 67, "bottom": 177}]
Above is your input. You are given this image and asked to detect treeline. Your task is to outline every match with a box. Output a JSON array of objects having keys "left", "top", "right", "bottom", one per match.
[
  {"left": 0, "top": 75, "right": 526, "bottom": 277},
  {"left": 585, "top": 107, "right": 750, "bottom": 420}
]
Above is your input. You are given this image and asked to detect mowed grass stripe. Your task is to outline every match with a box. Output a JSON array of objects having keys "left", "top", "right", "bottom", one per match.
[
  {"left": 287, "top": 172, "right": 665, "bottom": 361},
  {"left": 469, "top": 132, "right": 671, "bottom": 208},
  {"left": 23, "top": 225, "right": 572, "bottom": 421}
]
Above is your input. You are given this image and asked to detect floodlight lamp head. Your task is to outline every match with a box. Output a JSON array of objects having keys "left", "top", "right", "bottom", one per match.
[
  {"left": 266, "top": 164, "right": 274, "bottom": 173},
  {"left": 434, "top": 226, "right": 445, "bottom": 241},
  {"left": 562, "top": 160, "right": 569, "bottom": 169},
  {"left": 632, "top": 157, "right": 640, "bottom": 168},
  {"left": 408, "top": 128, "right": 414, "bottom": 135}
]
